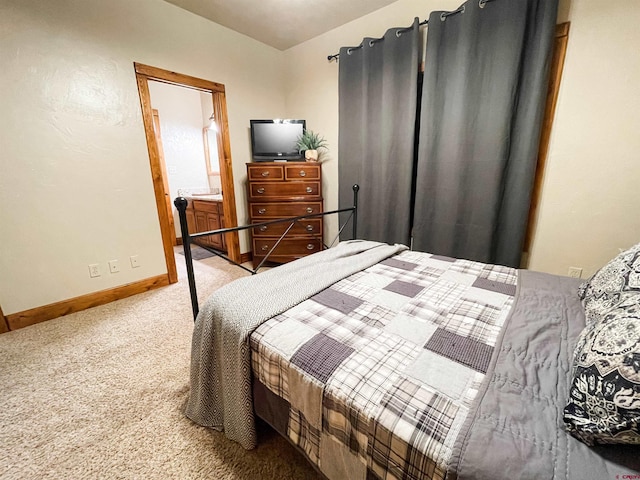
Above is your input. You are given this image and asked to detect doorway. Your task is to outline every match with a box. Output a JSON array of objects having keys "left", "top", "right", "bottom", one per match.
[{"left": 134, "top": 63, "right": 241, "bottom": 284}]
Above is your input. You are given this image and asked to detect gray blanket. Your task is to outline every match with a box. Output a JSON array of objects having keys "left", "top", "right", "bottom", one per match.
[
  {"left": 450, "top": 270, "right": 640, "bottom": 479},
  {"left": 185, "top": 240, "right": 407, "bottom": 449}
]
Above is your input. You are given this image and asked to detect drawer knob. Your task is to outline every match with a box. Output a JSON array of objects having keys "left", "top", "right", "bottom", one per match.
[
  {"left": 261, "top": 171, "right": 270, "bottom": 177},
  {"left": 307, "top": 243, "right": 315, "bottom": 250},
  {"left": 306, "top": 207, "right": 313, "bottom": 214},
  {"left": 299, "top": 170, "right": 306, "bottom": 177},
  {"left": 259, "top": 225, "right": 267, "bottom": 232},
  {"left": 306, "top": 224, "right": 314, "bottom": 232},
  {"left": 257, "top": 187, "right": 265, "bottom": 194},
  {"left": 258, "top": 208, "right": 266, "bottom": 215},
  {"left": 306, "top": 186, "right": 313, "bottom": 193},
  {"left": 261, "top": 245, "right": 269, "bottom": 251}
]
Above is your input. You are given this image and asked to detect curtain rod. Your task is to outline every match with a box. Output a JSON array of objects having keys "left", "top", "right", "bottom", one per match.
[
  {"left": 327, "top": 0, "right": 496, "bottom": 63},
  {"left": 327, "top": 18, "right": 427, "bottom": 62}
]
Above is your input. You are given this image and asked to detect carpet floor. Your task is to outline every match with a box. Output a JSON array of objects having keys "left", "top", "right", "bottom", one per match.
[{"left": 0, "top": 254, "right": 321, "bottom": 479}]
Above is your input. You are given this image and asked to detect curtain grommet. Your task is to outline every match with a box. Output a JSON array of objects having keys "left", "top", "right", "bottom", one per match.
[
  {"left": 479, "top": 0, "right": 487, "bottom": 8},
  {"left": 347, "top": 48, "right": 353, "bottom": 55},
  {"left": 369, "top": 40, "right": 375, "bottom": 47},
  {"left": 442, "top": 5, "right": 465, "bottom": 21},
  {"left": 396, "top": 30, "right": 403, "bottom": 38}
]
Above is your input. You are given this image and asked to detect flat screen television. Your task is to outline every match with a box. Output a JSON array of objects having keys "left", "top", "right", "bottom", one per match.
[{"left": 250, "top": 119, "right": 306, "bottom": 162}]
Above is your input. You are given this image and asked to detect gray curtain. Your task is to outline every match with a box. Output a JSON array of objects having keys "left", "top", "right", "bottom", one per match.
[
  {"left": 338, "top": 19, "right": 420, "bottom": 245},
  {"left": 412, "top": 0, "right": 558, "bottom": 267}
]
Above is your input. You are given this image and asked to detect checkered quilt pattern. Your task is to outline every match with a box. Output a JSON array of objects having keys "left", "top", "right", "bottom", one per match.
[{"left": 249, "top": 250, "right": 518, "bottom": 480}]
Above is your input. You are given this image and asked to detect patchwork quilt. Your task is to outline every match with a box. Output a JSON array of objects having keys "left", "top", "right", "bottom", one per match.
[{"left": 249, "top": 250, "right": 518, "bottom": 480}]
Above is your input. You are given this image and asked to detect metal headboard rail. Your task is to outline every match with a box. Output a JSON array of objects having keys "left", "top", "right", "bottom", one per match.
[{"left": 174, "top": 184, "right": 360, "bottom": 320}]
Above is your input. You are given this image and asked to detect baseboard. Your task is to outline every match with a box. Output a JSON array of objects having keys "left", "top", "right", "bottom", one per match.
[
  {"left": 0, "top": 305, "right": 9, "bottom": 334},
  {"left": 5, "top": 274, "right": 170, "bottom": 331}
]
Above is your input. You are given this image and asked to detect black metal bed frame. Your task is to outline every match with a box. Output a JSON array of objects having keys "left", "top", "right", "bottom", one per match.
[{"left": 174, "top": 184, "right": 360, "bottom": 321}]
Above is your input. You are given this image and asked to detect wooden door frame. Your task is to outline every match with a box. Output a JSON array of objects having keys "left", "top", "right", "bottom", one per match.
[
  {"left": 523, "top": 22, "right": 571, "bottom": 261},
  {"left": 151, "top": 108, "right": 176, "bottom": 247},
  {"left": 134, "top": 63, "right": 241, "bottom": 283}
]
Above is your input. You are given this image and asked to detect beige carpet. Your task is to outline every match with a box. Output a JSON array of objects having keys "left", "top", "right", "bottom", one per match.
[{"left": 0, "top": 253, "right": 321, "bottom": 479}]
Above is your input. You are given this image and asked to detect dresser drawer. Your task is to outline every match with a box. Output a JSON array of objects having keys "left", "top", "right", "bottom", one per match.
[
  {"left": 285, "top": 164, "right": 320, "bottom": 180},
  {"left": 252, "top": 218, "right": 323, "bottom": 237},
  {"left": 253, "top": 238, "right": 322, "bottom": 257},
  {"left": 247, "top": 165, "right": 284, "bottom": 181},
  {"left": 249, "top": 181, "right": 320, "bottom": 200},
  {"left": 250, "top": 202, "right": 322, "bottom": 218}
]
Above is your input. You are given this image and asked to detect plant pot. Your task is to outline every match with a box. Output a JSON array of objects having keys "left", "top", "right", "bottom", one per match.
[{"left": 304, "top": 149, "right": 319, "bottom": 162}]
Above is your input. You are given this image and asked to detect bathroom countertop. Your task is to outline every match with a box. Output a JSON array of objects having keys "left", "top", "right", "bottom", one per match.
[{"left": 183, "top": 194, "right": 223, "bottom": 202}]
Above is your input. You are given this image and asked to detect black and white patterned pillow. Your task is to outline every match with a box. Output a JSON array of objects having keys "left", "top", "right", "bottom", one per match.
[
  {"left": 564, "top": 241, "right": 640, "bottom": 446},
  {"left": 578, "top": 242, "right": 640, "bottom": 327},
  {"left": 563, "top": 303, "right": 640, "bottom": 445}
]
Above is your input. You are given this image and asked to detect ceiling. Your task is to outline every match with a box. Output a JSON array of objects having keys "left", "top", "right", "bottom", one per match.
[{"left": 162, "top": 0, "right": 400, "bottom": 51}]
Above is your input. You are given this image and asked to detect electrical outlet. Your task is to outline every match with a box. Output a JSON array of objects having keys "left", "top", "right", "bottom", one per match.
[
  {"left": 130, "top": 255, "right": 140, "bottom": 268},
  {"left": 89, "top": 264, "right": 101, "bottom": 278},
  {"left": 568, "top": 267, "right": 583, "bottom": 279},
  {"left": 109, "top": 260, "right": 120, "bottom": 273}
]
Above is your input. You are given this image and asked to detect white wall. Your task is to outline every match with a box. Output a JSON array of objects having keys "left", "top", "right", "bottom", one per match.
[
  {"left": 284, "top": 0, "right": 640, "bottom": 278},
  {"left": 0, "top": 0, "right": 286, "bottom": 314},
  {"left": 148, "top": 81, "right": 210, "bottom": 238}
]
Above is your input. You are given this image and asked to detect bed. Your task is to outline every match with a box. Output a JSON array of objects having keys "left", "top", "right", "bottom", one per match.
[{"left": 176, "top": 198, "right": 640, "bottom": 479}]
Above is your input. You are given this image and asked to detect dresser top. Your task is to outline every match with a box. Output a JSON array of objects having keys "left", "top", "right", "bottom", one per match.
[{"left": 246, "top": 161, "right": 318, "bottom": 166}]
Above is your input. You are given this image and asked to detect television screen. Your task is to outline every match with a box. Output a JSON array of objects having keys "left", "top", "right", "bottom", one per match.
[{"left": 250, "top": 119, "right": 305, "bottom": 161}]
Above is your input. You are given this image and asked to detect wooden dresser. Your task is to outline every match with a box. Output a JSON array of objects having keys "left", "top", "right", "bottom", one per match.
[{"left": 246, "top": 162, "right": 323, "bottom": 268}]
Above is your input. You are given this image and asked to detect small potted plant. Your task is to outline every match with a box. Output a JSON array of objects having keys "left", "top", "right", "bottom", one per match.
[{"left": 296, "top": 130, "right": 328, "bottom": 162}]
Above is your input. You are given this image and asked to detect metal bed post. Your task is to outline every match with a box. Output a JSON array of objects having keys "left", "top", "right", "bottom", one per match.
[
  {"left": 352, "top": 184, "right": 359, "bottom": 240},
  {"left": 174, "top": 197, "right": 200, "bottom": 320}
]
